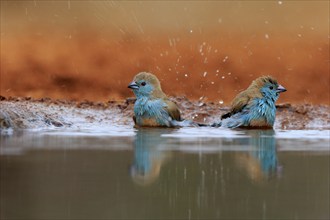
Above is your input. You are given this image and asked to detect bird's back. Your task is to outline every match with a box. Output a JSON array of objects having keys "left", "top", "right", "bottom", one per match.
[
  {"left": 163, "top": 99, "right": 181, "bottom": 121},
  {"left": 222, "top": 87, "right": 262, "bottom": 119}
]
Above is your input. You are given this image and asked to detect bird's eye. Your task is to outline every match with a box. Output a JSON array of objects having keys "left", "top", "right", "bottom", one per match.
[
  {"left": 141, "top": 82, "right": 146, "bottom": 86},
  {"left": 269, "top": 86, "right": 273, "bottom": 90}
]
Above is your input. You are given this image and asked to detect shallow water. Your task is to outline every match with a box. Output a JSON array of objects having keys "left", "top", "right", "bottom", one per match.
[{"left": 1, "top": 127, "right": 329, "bottom": 219}]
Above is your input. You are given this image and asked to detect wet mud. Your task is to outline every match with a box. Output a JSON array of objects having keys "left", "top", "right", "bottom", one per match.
[{"left": 1, "top": 96, "right": 329, "bottom": 130}]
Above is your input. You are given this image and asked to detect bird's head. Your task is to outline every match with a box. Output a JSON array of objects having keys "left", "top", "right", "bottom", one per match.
[
  {"left": 128, "top": 72, "right": 166, "bottom": 99},
  {"left": 250, "top": 76, "right": 287, "bottom": 102}
]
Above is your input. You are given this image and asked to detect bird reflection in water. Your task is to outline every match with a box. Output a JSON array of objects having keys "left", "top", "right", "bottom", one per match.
[
  {"left": 130, "top": 128, "right": 281, "bottom": 185},
  {"left": 130, "top": 128, "right": 172, "bottom": 186},
  {"left": 235, "top": 129, "right": 281, "bottom": 183}
]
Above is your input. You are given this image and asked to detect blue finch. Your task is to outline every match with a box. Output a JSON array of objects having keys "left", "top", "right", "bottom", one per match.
[
  {"left": 128, "top": 72, "right": 196, "bottom": 127},
  {"left": 220, "top": 76, "right": 287, "bottom": 128}
]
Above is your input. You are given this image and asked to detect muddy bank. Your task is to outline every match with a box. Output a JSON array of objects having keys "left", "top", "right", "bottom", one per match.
[
  {"left": 0, "top": 96, "right": 329, "bottom": 130},
  {"left": 1, "top": 32, "right": 329, "bottom": 105}
]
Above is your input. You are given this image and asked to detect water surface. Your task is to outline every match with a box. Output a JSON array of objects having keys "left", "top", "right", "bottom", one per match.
[{"left": 1, "top": 127, "right": 329, "bottom": 219}]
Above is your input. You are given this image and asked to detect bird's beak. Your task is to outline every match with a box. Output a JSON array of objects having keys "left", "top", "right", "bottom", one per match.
[
  {"left": 276, "top": 84, "right": 287, "bottom": 93},
  {"left": 128, "top": 81, "right": 139, "bottom": 89}
]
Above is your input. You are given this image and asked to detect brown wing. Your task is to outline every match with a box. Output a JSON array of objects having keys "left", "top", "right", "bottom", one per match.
[
  {"left": 164, "top": 99, "right": 181, "bottom": 121},
  {"left": 221, "top": 90, "right": 251, "bottom": 119},
  {"left": 231, "top": 91, "right": 251, "bottom": 113}
]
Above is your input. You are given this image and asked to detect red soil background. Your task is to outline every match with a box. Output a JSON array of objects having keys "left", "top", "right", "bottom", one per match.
[{"left": 1, "top": 1, "right": 329, "bottom": 105}]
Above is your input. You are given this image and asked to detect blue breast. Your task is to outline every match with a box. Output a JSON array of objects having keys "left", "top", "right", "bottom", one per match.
[
  {"left": 245, "top": 98, "right": 276, "bottom": 126},
  {"left": 134, "top": 98, "right": 170, "bottom": 126}
]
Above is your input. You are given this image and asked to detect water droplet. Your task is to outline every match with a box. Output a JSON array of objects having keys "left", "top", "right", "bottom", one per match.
[
  {"left": 203, "top": 72, "right": 208, "bottom": 77},
  {"left": 185, "top": 74, "right": 188, "bottom": 77},
  {"left": 278, "top": 1, "right": 283, "bottom": 5},
  {"left": 219, "top": 100, "right": 224, "bottom": 104},
  {"left": 221, "top": 76, "right": 225, "bottom": 79},
  {"left": 265, "top": 34, "right": 270, "bottom": 39}
]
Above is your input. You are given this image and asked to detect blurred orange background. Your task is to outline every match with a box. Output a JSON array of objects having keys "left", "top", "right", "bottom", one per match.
[{"left": 1, "top": 1, "right": 329, "bottom": 104}]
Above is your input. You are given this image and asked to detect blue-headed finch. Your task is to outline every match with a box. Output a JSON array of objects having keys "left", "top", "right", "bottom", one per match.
[
  {"left": 220, "top": 76, "right": 286, "bottom": 128},
  {"left": 128, "top": 72, "right": 196, "bottom": 127}
]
